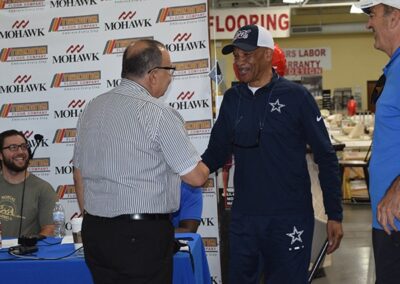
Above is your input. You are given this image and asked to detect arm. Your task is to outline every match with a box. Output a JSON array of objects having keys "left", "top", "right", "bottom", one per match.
[
  {"left": 326, "top": 220, "right": 343, "bottom": 254},
  {"left": 181, "top": 161, "right": 209, "bottom": 187},
  {"left": 73, "top": 167, "right": 84, "bottom": 213},
  {"left": 175, "top": 220, "right": 200, "bottom": 233},
  {"left": 377, "top": 175, "right": 400, "bottom": 234}
]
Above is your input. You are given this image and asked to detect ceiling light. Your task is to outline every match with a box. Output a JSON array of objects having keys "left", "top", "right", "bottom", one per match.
[
  {"left": 350, "top": 4, "right": 363, "bottom": 14},
  {"left": 283, "top": 0, "right": 304, "bottom": 3}
]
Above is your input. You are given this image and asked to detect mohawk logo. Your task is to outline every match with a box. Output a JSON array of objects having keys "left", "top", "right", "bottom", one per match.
[
  {"left": 56, "top": 185, "right": 76, "bottom": 199},
  {"left": 54, "top": 99, "right": 86, "bottom": 119},
  {"left": 104, "top": 11, "right": 151, "bottom": 31},
  {"left": 202, "top": 237, "right": 219, "bottom": 252},
  {"left": 173, "top": 59, "right": 209, "bottom": 76},
  {"left": 0, "top": 45, "right": 48, "bottom": 63},
  {"left": 0, "top": 20, "right": 45, "bottom": 39},
  {"left": 201, "top": 217, "right": 215, "bottom": 227},
  {"left": 50, "top": 0, "right": 98, "bottom": 8},
  {"left": 0, "top": 101, "right": 49, "bottom": 118},
  {"left": 53, "top": 128, "right": 76, "bottom": 144},
  {"left": 55, "top": 159, "right": 73, "bottom": 175},
  {"left": 184, "top": 119, "right": 212, "bottom": 136},
  {"left": 165, "top": 33, "right": 207, "bottom": 53},
  {"left": 49, "top": 14, "right": 99, "bottom": 32},
  {"left": 52, "top": 44, "right": 100, "bottom": 64},
  {"left": 0, "top": 75, "right": 47, "bottom": 94},
  {"left": 106, "top": 78, "right": 121, "bottom": 88},
  {"left": 0, "top": 0, "right": 45, "bottom": 10},
  {"left": 169, "top": 91, "right": 210, "bottom": 110},
  {"left": 51, "top": 71, "right": 101, "bottom": 88},
  {"left": 202, "top": 178, "right": 215, "bottom": 194},
  {"left": 156, "top": 3, "right": 207, "bottom": 23},
  {"left": 103, "top": 36, "right": 152, "bottom": 55},
  {"left": 28, "top": 158, "right": 51, "bottom": 174},
  {"left": 24, "top": 131, "right": 50, "bottom": 149}
]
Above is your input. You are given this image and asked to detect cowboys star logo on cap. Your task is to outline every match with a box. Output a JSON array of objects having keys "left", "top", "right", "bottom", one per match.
[{"left": 222, "top": 24, "right": 275, "bottom": 55}]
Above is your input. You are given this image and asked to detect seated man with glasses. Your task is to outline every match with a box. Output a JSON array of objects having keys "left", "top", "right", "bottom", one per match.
[{"left": 0, "top": 129, "right": 57, "bottom": 238}]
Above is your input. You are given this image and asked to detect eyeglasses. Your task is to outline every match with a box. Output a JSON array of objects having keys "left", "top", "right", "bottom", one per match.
[
  {"left": 371, "top": 74, "right": 386, "bottom": 105},
  {"left": 2, "top": 143, "right": 30, "bottom": 152},
  {"left": 147, "top": 66, "right": 176, "bottom": 76}
]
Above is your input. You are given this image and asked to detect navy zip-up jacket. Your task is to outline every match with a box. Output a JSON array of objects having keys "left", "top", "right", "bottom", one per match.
[{"left": 202, "top": 73, "right": 343, "bottom": 221}]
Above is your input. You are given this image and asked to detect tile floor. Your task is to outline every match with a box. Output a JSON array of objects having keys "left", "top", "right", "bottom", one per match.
[{"left": 313, "top": 203, "right": 375, "bottom": 284}]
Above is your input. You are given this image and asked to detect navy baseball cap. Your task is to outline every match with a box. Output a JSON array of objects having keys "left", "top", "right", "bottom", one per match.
[{"left": 222, "top": 25, "right": 274, "bottom": 55}]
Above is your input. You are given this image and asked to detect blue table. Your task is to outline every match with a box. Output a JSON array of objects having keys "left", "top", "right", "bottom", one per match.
[{"left": 0, "top": 233, "right": 210, "bottom": 284}]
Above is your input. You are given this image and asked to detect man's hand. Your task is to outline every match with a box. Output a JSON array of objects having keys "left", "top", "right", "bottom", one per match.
[
  {"left": 377, "top": 176, "right": 400, "bottom": 235},
  {"left": 326, "top": 220, "right": 343, "bottom": 254}
]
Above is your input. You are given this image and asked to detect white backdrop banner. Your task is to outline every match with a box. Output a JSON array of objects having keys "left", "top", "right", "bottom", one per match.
[{"left": 0, "top": 0, "right": 220, "bottom": 282}]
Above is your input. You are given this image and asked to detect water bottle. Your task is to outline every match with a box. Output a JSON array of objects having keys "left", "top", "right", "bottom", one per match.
[{"left": 53, "top": 202, "right": 65, "bottom": 238}]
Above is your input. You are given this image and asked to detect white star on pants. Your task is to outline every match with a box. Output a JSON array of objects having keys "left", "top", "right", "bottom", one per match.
[{"left": 286, "top": 226, "right": 304, "bottom": 245}]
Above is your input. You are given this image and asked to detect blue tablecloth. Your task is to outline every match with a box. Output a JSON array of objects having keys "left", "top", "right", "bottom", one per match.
[{"left": 0, "top": 233, "right": 210, "bottom": 284}]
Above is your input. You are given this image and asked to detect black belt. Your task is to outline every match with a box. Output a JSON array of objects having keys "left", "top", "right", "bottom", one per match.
[{"left": 87, "top": 212, "right": 170, "bottom": 221}]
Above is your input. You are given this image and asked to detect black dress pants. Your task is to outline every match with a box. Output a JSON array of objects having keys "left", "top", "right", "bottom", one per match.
[
  {"left": 82, "top": 213, "right": 174, "bottom": 284},
  {"left": 373, "top": 228, "right": 400, "bottom": 284}
]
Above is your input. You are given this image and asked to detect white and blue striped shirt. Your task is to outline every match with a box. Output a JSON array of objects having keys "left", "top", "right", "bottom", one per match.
[{"left": 73, "top": 79, "right": 200, "bottom": 217}]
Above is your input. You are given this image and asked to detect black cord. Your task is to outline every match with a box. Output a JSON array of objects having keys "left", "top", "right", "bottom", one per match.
[
  {"left": 17, "top": 169, "right": 28, "bottom": 239},
  {"left": 4, "top": 246, "right": 83, "bottom": 261}
]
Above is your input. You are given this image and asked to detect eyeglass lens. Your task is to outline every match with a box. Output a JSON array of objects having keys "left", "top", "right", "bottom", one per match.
[{"left": 3, "top": 143, "right": 29, "bottom": 152}]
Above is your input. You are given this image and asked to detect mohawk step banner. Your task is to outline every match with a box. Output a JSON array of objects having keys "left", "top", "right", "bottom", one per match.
[{"left": 0, "top": 0, "right": 221, "bottom": 282}]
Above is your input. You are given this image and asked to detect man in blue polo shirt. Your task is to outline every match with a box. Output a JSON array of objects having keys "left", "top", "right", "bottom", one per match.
[
  {"left": 201, "top": 25, "right": 343, "bottom": 283},
  {"left": 172, "top": 182, "right": 203, "bottom": 233},
  {"left": 355, "top": 1, "right": 400, "bottom": 283}
]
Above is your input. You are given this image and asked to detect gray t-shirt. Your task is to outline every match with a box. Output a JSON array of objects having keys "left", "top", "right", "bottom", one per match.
[{"left": 0, "top": 173, "right": 56, "bottom": 238}]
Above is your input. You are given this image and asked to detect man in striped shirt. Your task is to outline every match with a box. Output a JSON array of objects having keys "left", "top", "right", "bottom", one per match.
[{"left": 73, "top": 39, "right": 209, "bottom": 284}]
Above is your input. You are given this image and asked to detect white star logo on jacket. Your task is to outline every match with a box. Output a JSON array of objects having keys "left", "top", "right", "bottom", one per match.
[{"left": 269, "top": 99, "right": 285, "bottom": 113}]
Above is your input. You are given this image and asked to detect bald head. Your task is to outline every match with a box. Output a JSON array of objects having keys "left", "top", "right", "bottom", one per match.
[{"left": 121, "top": 39, "right": 165, "bottom": 79}]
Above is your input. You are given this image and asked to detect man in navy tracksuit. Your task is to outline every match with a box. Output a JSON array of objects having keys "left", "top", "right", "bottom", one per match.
[{"left": 201, "top": 25, "right": 343, "bottom": 284}]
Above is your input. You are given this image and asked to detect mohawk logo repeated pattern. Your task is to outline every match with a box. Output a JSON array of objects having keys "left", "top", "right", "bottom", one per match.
[
  {"left": 53, "top": 128, "right": 77, "bottom": 144},
  {"left": 56, "top": 185, "right": 76, "bottom": 199},
  {"left": 104, "top": 11, "right": 151, "bottom": 31},
  {"left": 103, "top": 37, "right": 152, "bottom": 55},
  {"left": 172, "top": 59, "right": 209, "bottom": 76},
  {"left": 0, "top": 75, "right": 47, "bottom": 94},
  {"left": 50, "top": 0, "right": 98, "bottom": 8},
  {"left": 202, "top": 178, "right": 216, "bottom": 194},
  {"left": 51, "top": 71, "right": 101, "bottom": 88},
  {"left": 156, "top": 3, "right": 207, "bottom": 23},
  {"left": 202, "top": 237, "right": 219, "bottom": 252},
  {"left": 0, "top": 101, "right": 49, "bottom": 118},
  {"left": 54, "top": 99, "right": 86, "bottom": 119},
  {"left": 49, "top": 14, "right": 99, "bottom": 32},
  {"left": 169, "top": 91, "right": 210, "bottom": 111},
  {"left": 28, "top": 158, "right": 51, "bottom": 174},
  {"left": 52, "top": 45, "right": 100, "bottom": 64},
  {"left": 0, "top": 0, "right": 45, "bottom": 10},
  {"left": 184, "top": 119, "right": 212, "bottom": 136},
  {"left": 0, "top": 45, "right": 48, "bottom": 63},
  {"left": 0, "top": 20, "right": 45, "bottom": 39},
  {"left": 23, "top": 130, "right": 34, "bottom": 139},
  {"left": 165, "top": 33, "right": 207, "bottom": 53}
]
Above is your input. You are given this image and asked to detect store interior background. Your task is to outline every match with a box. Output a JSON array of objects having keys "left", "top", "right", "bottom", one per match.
[
  {"left": 209, "top": 1, "right": 380, "bottom": 283},
  {"left": 209, "top": 0, "right": 387, "bottom": 112}
]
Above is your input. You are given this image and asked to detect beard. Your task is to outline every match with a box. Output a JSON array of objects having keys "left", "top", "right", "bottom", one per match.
[{"left": 2, "top": 155, "right": 29, "bottom": 172}]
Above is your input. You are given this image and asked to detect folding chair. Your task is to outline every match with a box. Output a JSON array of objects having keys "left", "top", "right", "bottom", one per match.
[{"left": 308, "top": 218, "right": 329, "bottom": 283}]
